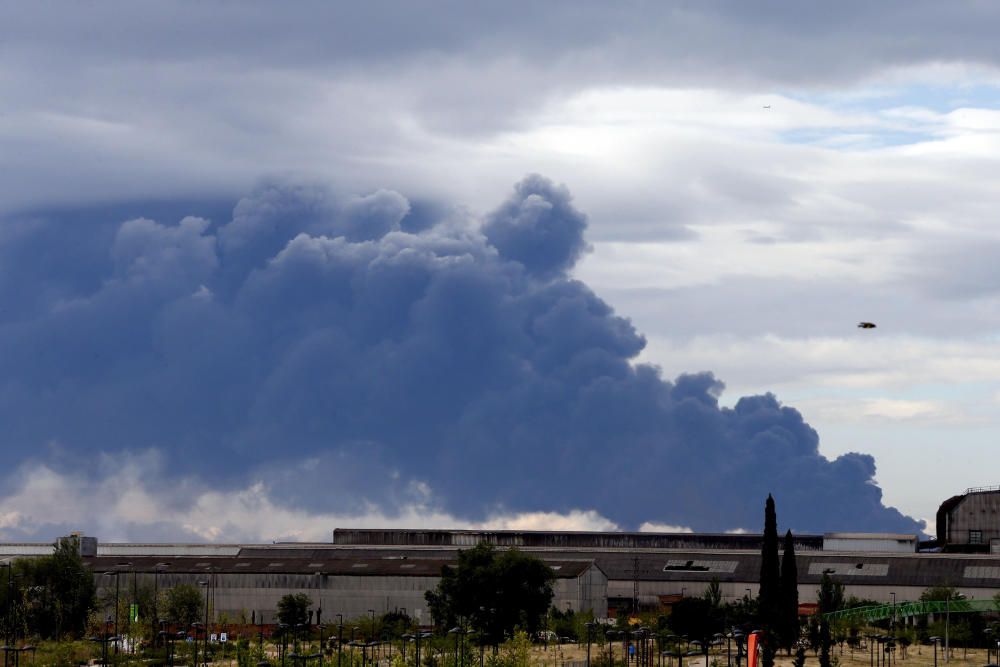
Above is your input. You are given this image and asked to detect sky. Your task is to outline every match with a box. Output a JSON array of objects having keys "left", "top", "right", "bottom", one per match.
[{"left": 2, "top": 1, "right": 1000, "bottom": 541}]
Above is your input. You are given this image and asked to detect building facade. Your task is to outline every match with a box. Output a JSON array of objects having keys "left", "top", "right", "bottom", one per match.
[{"left": 937, "top": 486, "right": 1000, "bottom": 551}]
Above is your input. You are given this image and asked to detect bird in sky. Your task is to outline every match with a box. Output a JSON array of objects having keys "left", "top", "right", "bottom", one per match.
[{"left": 857, "top": 322, "right": 876, "bottom": 329}]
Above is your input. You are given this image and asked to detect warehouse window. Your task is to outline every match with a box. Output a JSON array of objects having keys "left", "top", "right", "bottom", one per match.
[{"left": 970, "top": 530, "right": 983, "bottom": 545}]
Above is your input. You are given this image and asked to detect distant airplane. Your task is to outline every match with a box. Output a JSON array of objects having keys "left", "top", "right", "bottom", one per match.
[
  {"left": 857, "top": 322, "right": 876, "bottom": 329},
  {"left": 763, "top": 105, "right": 771, "bottom": 109}
]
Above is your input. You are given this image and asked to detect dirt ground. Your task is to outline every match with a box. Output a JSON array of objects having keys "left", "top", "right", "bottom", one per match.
[{"left": 526, "top": 644, "right": 991, "bottom": 667}]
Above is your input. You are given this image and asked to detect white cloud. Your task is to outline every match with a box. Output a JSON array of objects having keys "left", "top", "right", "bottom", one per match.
[
  {"left": 638, "top": 522, "right": 693, "bottom": 533},
  {"left": 0, "top": 455, "right": 622, "bottom": 543}
]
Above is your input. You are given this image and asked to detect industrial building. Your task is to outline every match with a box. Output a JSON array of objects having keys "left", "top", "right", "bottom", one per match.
[
  {"left": 7, "top": 488, "right": 1000, "bottom": 626},
  {"left": 937, "top": 486, "right": 1000, "bottom": 551},
  {"left": 80, "top": 554, "right": 608, "bottom": 623},
  {"left": 0, "top": 527, "right": 982, "bottom": 624}
]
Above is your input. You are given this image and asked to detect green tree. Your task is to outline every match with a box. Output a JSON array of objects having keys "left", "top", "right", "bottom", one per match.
[
  {"left": 921, "top": 585, "right": 958, "bottom": 601},
  {"left": 8, "top": 537, "right": 96, "bottom": 639},
  {"left": 779, "top": 530, "right": 799, "bottom": 653},
  {"left": 704, "top": 578, "right": 722, "bottom": 609},
  {"left": 670, "top": 597, "right": 724, "bottom": 662},
  {"left": 277, "top": 593, "right": 313, "bottom": 627},
  {"left": 165, "top": 584, "right": 205, "bottom": 628},
  {"left": 758, "top": 494, "right": 781, "bottom": 667},
  {"left": 425, "top": 543, "right": 554, "bottom": 644},
  {"left": 817, "top": 573, "right": 844, "bottom": 667}
]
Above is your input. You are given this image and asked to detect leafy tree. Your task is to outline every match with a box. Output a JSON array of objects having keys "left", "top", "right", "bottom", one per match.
[
  {"left": 670, "top": 597, "right": 724, "bottom": 662},
  {"left": 921, "top": 585, "right": 958, "bottom": 601},
  {"left": 381, "top": 609, "right": 412, "bottom": 638},
  {"left": 277, "top": 593, "right": 313, "bottom": 628},
  {"left": 817, "top": 573, "right": 843, "bottom": 667},
  {"left": 779, "top": 530, "right": 799, "bottom": 653},
  {"left": 758, "top": 494, "right": 781, "bottom": 667},
  {"left": 165, "top": 584, "right": 204, "bottom": 628},
  {"left": 6, "top": 537, "right": 96, "bottom": 639},
  {"left": 704, "top": 578, "right": 722, "bottom": 609},
  {"left": 425, "top": 543, "right": 554, "bottom": 644}
]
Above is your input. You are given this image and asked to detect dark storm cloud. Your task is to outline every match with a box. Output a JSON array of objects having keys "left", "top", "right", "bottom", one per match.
[
  {"left": 0, "top": 175, "right": 921, "bottom": 533},
  {"left": 5, "top": 1, "right": 1000, "bottom": 84}
]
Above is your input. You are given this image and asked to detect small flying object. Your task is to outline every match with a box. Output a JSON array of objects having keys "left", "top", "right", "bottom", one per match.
[
  {"left": 857, "top": 322, "right": 876, "bottom": 329},
  {"left": 763, "top": 105, "right": 771, "bottom": 109}
]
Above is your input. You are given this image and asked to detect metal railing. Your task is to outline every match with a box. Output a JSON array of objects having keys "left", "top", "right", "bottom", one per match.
[
  {"left": 824, "top": 598, "right": 999, "bottom": 622},
  {"left": 965, "top": 485, "right": 1000, "bottom": 495}
]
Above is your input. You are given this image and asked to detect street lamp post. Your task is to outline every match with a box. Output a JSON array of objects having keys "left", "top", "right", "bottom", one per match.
[
  {"left": 336, "top": 614, "right": 343, "bottom": 667},
  {"left": 199, "top": 580, "right": 211, "bottom": 667},
  {"left": 585, "top": 622, "right": 595, "bottom": 667},
  {"left": 449, "top": 627, "right": 463, "bottom": 667},
  {"left": 102, "top": 571, "right": 122, "bottom": 657},
  {"left": 153, "top": 563, "right": 169, "bottom": 647},
  {"left": 945, "top": 592, "right": 964, "bottom": 663},
  {"left": 929, "top": 636, "right": 941, "bottom": 667},
  {"left": 890, "top": 593, "right": 896, "bottom": 634},
  {"left": 0, "top": 561, "right": 10, "bottom": 667}
]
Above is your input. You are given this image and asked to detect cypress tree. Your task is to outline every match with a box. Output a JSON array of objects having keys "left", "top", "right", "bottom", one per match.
[
  {"left": 779, "top": 529, "right": 799, "bottom": 653},
  {"left": 759, "top": 494, "right": 781, "bottom": 667}
]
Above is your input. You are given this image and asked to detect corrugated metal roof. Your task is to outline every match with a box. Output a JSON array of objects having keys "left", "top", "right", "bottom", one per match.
[
  {"left": 82, "top": 555, "right": 597, "bottom": 578},
  {"left": 824, "top": 533, "right": 917, "bottom": 541},
  {"left": 233, "top": 546, "right": 1000, "bottom": 588}
]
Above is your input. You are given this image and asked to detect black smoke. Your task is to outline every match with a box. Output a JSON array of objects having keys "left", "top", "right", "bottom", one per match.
[{"left": 0, "top": 175, "right": 923, "bottom": 534}]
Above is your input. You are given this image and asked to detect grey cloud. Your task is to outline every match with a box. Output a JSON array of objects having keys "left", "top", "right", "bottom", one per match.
[
  {"left": 5, "top": 2, "right": 1000, "bottom": 83},
  {"left": 0, "top": 176, "right": 923, "bottom": 534}
]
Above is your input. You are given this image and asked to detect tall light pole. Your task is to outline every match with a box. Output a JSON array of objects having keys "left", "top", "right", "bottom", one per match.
[
  {"left": 585, "top": 622, "right": 595, "bottom": 667},
  {"left": 153, "top": 563, "right": 169, "bottom": 647},
  {"left": 103, "top": 571, "right": 122, "bottom": 656},
  {"left": 336, "top": 614, "right": 343, "bottom": 667},
  {"left": 945, "top": 591, "right": 964, "bottom": 663},
  {"left": 889, "top": 593, "right": 896, "bottom": 634},
  {"left": 199, "top": 580, "right": 210, "bottom": 667},
  {"left": 0, "top": 561, "right": 10, "bottom": 667}
]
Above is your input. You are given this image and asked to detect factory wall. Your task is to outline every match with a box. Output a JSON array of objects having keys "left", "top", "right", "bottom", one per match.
[
  {"left": 95, "top": 567, "right": 606, "bottom": 626},
  {"left": 939, "top": 491, "right": 1000, "bottom": 547}
]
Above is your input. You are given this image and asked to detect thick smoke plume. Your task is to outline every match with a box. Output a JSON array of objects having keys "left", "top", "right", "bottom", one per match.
[{"left": 0, "top": 176, "right": 922, "bottom": 534}]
